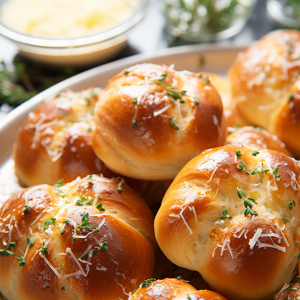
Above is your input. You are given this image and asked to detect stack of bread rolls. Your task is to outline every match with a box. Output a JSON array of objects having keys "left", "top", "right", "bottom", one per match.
[{"left": 1, "top": 29, "right": 300, "bottom": 300}]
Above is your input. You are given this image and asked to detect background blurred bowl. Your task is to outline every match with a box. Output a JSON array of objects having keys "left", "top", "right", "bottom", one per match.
[{"left": 0, "top": 0, "right": 148, "bottom": 66}]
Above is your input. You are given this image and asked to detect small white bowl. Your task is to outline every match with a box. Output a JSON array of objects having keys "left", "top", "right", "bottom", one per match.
[{"left": 0, "top": 0, "right": 148, "bottom": 66}]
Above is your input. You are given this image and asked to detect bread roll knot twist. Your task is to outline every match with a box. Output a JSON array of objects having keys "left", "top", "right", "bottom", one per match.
[
  {"left": 92, "top": 63, "right": 227, "bottom": 180},
  {"left": 155, "top": 145, "right": 300, "bottom": 300},
  {"left": 0, "top": 175, "right": 155, "bottom": 300}
]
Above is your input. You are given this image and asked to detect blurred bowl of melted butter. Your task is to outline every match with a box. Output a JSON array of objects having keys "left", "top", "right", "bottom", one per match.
[{"left": 0, "top": 0, "right": 147, "bottom": 66}]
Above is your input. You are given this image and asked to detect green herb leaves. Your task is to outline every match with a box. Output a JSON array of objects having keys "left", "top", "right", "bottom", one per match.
[
  {"left": 26, "top": 237, "right": 34, "bottom": 248},
  {"left": 237, "top": 188, "right": 258, "bottom": 216},
  {"left": 237, "top": 160, "right": 250, "bottom": 174},
  {"left": 76, "top": 195, "right": 94, "bottom": 206},
  {"left": 157, "top": 73, "right": 167, "bottom": 82},
  {"left": 218, "top": 210, "right": 232, "bottom": 220},
  {"left": 170, "top": 116, "right": 179, "bottom": 130},
  {"left": 252, "top": 150, "right": 260, "bottom": 156},
  {"left": 16, "top": 256, "right": 25, "bottom": 266},
  {"left": 44, "top": 218, "right": 56, "bottom": 230},
  {"left": 281, "top": 211, "right": 289, "bottom": 223},
  {"left": 96, "top": 203, "right": 105, "bottom": 211},
  {"left": 55, "top": 189, "right": 66, "bottom": 197},
  {"left": 237, "top": 188, "right": 246, "bottom": 199},
  {"left": 251, "top": 163, "right": 269, "bottom": 178},
  {"left": 54, "top": 178, "right": 64, "bottom": 188},
  {"left": 93, "top": 241, "right": 108, "bottom": 253},
  {"left": 141, "top": 278, "right": 156, "bottom": 288},
  {"left": 76, "top": 212, "right": 90, "bottom": 231},
  {"left": 0, "top": 249, "right": 14, "bottom": 257},
  {"left": 6, "top": 242, "right": 16, "bottom": 250},
  {"left": 289, "top": 201, "right": 295, "bottom": 210},
  {"left": 235, "top": 150, "right": 242, "bottom": 157}
]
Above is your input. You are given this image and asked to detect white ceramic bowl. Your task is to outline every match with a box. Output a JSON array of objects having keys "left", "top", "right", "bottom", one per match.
[{"left": 0, "top": 0, "right": 148, "bottom": 66}]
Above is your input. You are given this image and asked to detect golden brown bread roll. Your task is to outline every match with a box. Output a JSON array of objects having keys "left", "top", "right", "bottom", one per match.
[
  {"left": 92, "top": 64, "right": 227, "bottom": 180},
  {"left": 12, "top": 88, "right": 169, "bottom": 206},
  {"left": 154, "top": 145, "right": 300, "bottom": 300},
  {"left": 272, "top": 78, "right": 300, "bottom": 158},
  {"left": 13, "top": 88, "right": 108, "bottom": 186},
  {"left": 226, "top": 126, "right": 293, "bottom": 156},
  {"left": 0, "top": 175, "right": 155, "bottom": 300},
  {"left": 129, "top": 278, "right": 228, "bottom": 300},
  {"left": 229, "top": 30, "right": 300, "bottom": 157}
]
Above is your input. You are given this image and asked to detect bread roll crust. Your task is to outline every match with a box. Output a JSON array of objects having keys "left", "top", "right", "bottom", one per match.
[
  {"left": 226, "top": 126, "right": 292, "bottom": 156},
  {"left": 129, "top": 278, "right": 228, "bottom": 300},
  {"left": 92, "top": 64, "right": 227, "bottom": 180},
  {"left": 272, "top": 79, "right": 300, "bottom": 158},
  {"left": 229, "top": 30, "right": 300, "bottom": 129},
  {"left": 0, "top": 175, "right": 155, "bottom": 300},
  {"left": 13, "top": 89, "right": 112, "bottom": 186},
  {"left": 155, "top": 145, "right": 300, "bottom": 300}
]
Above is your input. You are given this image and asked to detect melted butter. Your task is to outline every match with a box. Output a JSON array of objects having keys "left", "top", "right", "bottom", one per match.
[{"left": 1, "top": 0, "right": 138, "bottom": 39}]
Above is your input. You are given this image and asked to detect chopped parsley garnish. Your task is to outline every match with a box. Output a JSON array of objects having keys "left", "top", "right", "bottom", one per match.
[
  {"left": 289, "top": 200, "right": 295, "bottom": 210},
  {"left": 251, "top": 163, "right": 269, "bottom": 178},
  {"left": 281, "top": 211, "right": 289, "bottom": 223},
  {"left": 181, "top": 90, "right": 187, "bottom": 95},
  {"left": 117, "top": 187, "right": 123, "bottom": 193},
  {"left": 193, "top": 96, "right": 200, "bottom": 105},
  {"left": 244, "top": 208, "right": 258, "bottom": 216},
  {"left": 6, "top": 242, "right": 16, "bottom": 250},
  {"left": 132, "top": 99, "right": 137, "bottom": 105},
  {"left": 132, "top": 121, "right": 138, "bottom": 129},
  {"left": 235, "top": 150, "right": 242, "bottom": 157},
  {"left": 23, "top": 205, "right": 30, "bottom": 213},
  {"left": 203, "top": 77, "right": 210, "bottom": 83},
  {"left": 273, "top": 167, "right": 281, "bottom": 179},
  {"left": 93, "top": 241, "right": 108, "bottom": 253},
  {"left": 76, "top": 213, "right": 90, "bottom": 231},
  {"left": 0, "top": 249, "right": 14, "bottom": 256},
  {"left": 60, "top": 228, "right": 65, "bottom": 235},
  {"left": 81, "top": 253, "right": 88, "bottom": 260},
  {"left": 187, "top": 296, "right": 192, "bottom": 300},
  {"left": 85, "top": 225, "right": 94, "bottom": 232},
  {"left": 41, "top": 242, "right": 48, "bottom": 255},
  {"left": 26, "top": 237, "right": 34, "bottom": 248},
  {"left": 44, "top": 218, "right": 56, "bottom": 230},
  {"left": 176, "top": 276, "right": 189, "bottom": 282},
  {"left": 252, "top": 150, "right": 260, "bottom": 156},
  {"left": 237, "top": 188, "right": 246, "bottom": 199},
  {"left": 157, "top": 73, "right": 168, "bottom": 82},
  {"left": 15, "top": 256, "right": 25, "bottom": 266},
  {"left": 141, "top": 278, "right": 156, "bottom": 288},
  {"left": 55, "top": 189, "right": 66, "bottom": 197},
  {"left": 170, "top": 115, "right": 179, "bottom": 130},
  {"left": 76, "top": 195, "right": 94, "bottom": 206},
  {"left": 96, "top": 203, "right": 105, "bottom": 211},
  {"left": 166, "top": 90, "right": 181, "bottom": 101},
  {"left": 54, "top": 178, "right": 64, "bottom": 188},
  {"left": 218, "top": 210, "right": 232, "bottom": 220},
  {"left": 64, "top": 220, "right": 70, "bottom": 225},
  {"left": 87, "top": 175, "right": 92, "bottom": 180},
  {"left": 124, "top": 70, "right": 130, "bottom": 75},
  {"left": 237, "top": 160, "right": 250, "bottom": 174}
]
